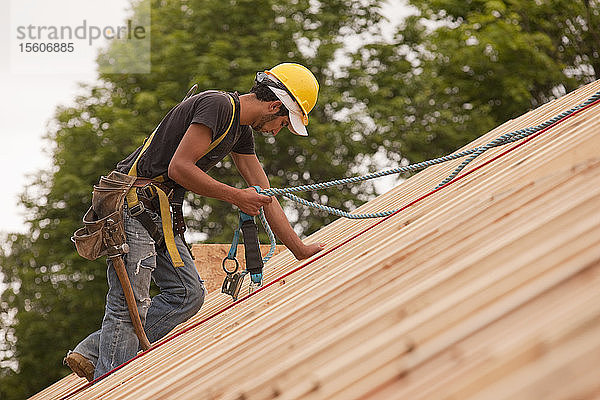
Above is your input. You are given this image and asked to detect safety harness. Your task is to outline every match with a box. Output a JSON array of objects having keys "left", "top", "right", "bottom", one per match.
[{"left": 125, "top": 90, "right": 237, "bottom": 267}]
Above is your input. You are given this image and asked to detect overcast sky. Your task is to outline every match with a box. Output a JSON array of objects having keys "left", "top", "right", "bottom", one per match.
[
  {"left": 1, "top": 0, "right": 137, "bottom": 235},
  {"left": 0, "top": 0, "right": 410, "bottom": 236}
]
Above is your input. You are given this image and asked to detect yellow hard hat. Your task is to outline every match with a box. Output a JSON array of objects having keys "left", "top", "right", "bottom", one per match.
[{"left": 263, "top": 63, "right": 319, "bottom": 135}]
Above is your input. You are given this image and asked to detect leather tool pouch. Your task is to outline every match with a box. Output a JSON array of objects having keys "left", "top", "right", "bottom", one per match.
[{"left": 72, "top": 171, "right": 137, "bottom": 260}]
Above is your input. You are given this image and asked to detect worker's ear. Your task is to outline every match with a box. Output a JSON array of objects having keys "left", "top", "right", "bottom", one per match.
[{"left": 268, "top": 100, "right": 283, "bottom": 114}]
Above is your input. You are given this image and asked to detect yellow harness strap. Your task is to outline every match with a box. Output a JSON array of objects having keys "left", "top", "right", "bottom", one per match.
[{"left": 126, "top": 92, "right": 236, "bottom": 267}]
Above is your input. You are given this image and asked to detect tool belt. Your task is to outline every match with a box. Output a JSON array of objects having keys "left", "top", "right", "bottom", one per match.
[
  {"left": 71, "top": 171, "right": 137, "bottom": 260},
  {"left": 71, "top": 170, "right": 190, "bottom": 267}
]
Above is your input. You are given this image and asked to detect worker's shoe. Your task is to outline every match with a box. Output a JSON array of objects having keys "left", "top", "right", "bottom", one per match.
[{"left": 63, "top": 352, "right": 95, "bottom": 382}]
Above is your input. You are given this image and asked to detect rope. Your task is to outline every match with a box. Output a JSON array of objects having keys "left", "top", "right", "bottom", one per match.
[
  {"left": 257, "top": 208, "right": 276, "bottom": 262},
  {"left": 259, "top": 90, "right": 600, "bottom": 218},
  {"left": 59, "top": 91, "right": 600, "bottom": 400}
]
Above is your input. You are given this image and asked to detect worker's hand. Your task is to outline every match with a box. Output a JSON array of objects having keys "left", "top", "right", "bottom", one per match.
[
  {"left": 235, "top": 188, "right": 273, "bottom": 216},
  {"left": 293, "top": 242, "right": 326, "bottom": 260}
]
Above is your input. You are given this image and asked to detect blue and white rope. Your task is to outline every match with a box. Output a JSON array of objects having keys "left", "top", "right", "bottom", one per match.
[
  {"left": 258, "top": 90, "right": 600, "bottom": 219},
  {"left": 257, "top": 208, "right": 277, "bottom": 262}
]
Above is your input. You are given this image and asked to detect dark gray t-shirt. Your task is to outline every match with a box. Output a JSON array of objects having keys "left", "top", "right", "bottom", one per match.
[{"left": 116, "top": 90, "right": 254, "bottom": 179}]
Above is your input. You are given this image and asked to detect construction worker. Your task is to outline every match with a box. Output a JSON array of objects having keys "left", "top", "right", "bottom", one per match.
[{"left": 64, "top": 63, "right": 325, "bottom": 381}]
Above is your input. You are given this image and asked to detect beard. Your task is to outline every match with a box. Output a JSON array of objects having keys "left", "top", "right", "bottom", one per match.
[{"left": 252, "top": 114, "right": 279, "bottom": 132}]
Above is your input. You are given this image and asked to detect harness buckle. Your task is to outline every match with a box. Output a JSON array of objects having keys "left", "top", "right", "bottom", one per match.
[
  {"left": 128, "top": 202, "right": 145, "bottom": 217},
  {"left": 139, "top": 184, "right": 157, "bottom": 200}
]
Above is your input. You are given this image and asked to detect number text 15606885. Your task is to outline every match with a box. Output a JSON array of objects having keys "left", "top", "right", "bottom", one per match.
[{"left": 19, "top": 42, "right": 74, "bottom": 52}]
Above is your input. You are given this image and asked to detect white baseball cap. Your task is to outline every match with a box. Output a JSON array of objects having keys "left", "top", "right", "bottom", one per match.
[{"left": 265, "top": 76, "right": 308, "bottom": 136}]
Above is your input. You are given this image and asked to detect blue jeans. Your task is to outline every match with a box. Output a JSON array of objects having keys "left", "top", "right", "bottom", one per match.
[{"left": 72, "top": 209, "right": 205, "bottom": 379}]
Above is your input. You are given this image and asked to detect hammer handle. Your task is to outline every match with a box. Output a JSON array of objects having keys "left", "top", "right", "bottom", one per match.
[{"left": 112, "top": 256, "right": 152, "bottom": 351}]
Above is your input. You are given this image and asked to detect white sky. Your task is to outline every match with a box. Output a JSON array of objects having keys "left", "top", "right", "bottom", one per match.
[{"left": 0, "top": 0, "right": 411, "bottom": 235}]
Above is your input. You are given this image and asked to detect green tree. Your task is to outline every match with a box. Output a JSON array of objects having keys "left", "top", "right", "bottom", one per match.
[{"left": 411, "top": 0, "right": 599, "bottom": 86}]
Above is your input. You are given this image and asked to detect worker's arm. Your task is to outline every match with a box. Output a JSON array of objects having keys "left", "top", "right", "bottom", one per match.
[
  {"left": 231, "top": 152, "right": 325, "bottom": 260},
  {"left": 168, "top": 123, "right": 272, "bottom": 216}
]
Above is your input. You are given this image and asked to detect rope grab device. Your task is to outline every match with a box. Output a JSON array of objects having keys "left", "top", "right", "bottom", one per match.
[{"left": 221, "top": 187, "right": 276, "bottom": 301}]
